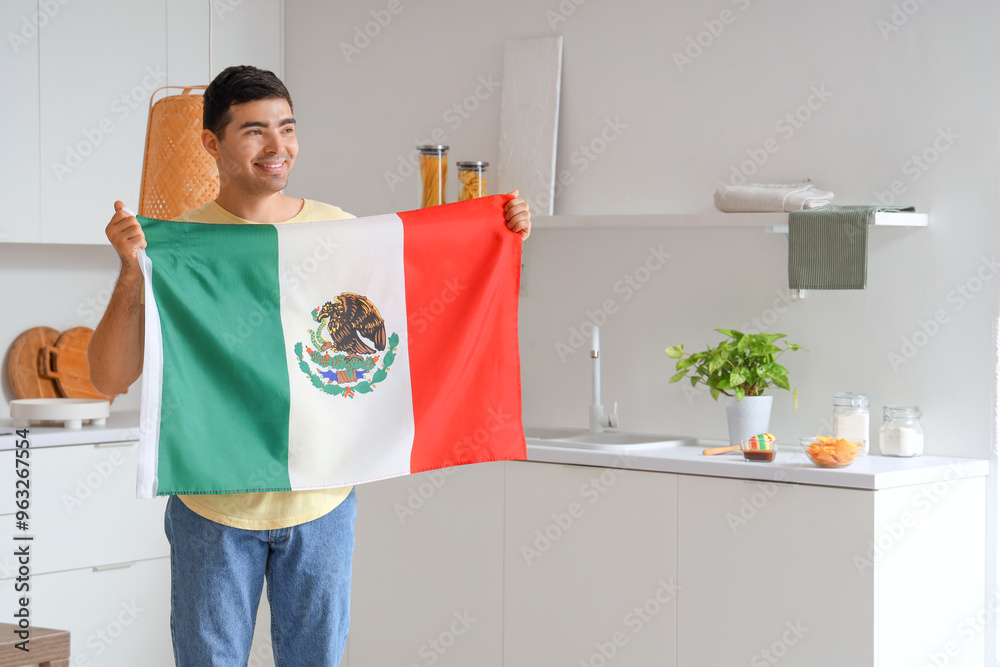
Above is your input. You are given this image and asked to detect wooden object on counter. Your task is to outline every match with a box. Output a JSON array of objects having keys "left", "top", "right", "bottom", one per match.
[
  {"left": 0, "top": 622, "right": 70, "bottom": 666},
  {"left": 702, "top": 444, "right": 740, "bottom": 455},
  {"left": 39, "top": 327, "right": 116, "bottom": 403},
  {"left": 7, "top": 327, "right": 61, "bottom": 399}
]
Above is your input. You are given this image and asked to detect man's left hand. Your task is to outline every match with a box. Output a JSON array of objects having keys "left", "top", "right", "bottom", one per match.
[{"left": 504, "top": 190, "right": 531, "bottom": 241}]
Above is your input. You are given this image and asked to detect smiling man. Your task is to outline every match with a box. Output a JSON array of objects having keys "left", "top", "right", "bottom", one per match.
[{"left": 88, "top": 65, "right": 531, "bottom": 666}]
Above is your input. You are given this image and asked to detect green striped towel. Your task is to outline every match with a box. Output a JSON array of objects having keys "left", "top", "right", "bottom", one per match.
[{"left": 788, "top": 205, "right": 914, "bottom": 289}]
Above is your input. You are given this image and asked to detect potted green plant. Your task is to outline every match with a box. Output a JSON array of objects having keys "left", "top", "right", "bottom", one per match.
[{"left": 665, "top": 329, "right": 805, "bottom": 446}]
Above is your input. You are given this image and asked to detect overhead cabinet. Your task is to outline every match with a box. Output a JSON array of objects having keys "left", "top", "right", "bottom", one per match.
[{"left": 1, "top": 0, "right": 284, "bottom": 245}]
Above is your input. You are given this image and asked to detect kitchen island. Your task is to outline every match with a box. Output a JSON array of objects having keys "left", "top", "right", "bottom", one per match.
[
  {"left": 349, "top": 434, "right": 987, "bottom": 667},
  {"left": 0, "top": 416, "right": 988, "bottom": 666}
]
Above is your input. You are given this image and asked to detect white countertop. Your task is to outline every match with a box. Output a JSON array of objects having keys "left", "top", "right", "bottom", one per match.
[
  {"left": 0, "top": 411, "right": 988, "bottom": 490},
  {"left": 527, "top": 437, "right": 990, "bottom": 490},
  {"left": 0, "top": 409, "right": 140, "bottom": 449}
]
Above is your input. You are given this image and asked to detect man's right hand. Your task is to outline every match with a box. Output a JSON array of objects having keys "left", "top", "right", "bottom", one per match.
[
  {"left": 90, "top": 201, "right": 147, "bottom": 396},
  {"left": 107, "top": 200, "right": 146, "bottom": 272}
]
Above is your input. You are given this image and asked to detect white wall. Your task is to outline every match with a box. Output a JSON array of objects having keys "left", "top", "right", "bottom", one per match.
[
  {"left": 1, "top": 0, "right": 995, "bottom": 658},
  {"left": 283, "top": 0, "right": 1000, "bottom": 660},
  {"left": 284, "top": 1, "right": 999, "bottom": 449},
  {"left": 0, "top": 244, "right": 143, "bottom": 413}
]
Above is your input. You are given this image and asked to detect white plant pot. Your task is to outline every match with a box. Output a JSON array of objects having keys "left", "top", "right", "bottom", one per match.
[{"left": 725, "top": 395, "right": 773, "bottom": 447}]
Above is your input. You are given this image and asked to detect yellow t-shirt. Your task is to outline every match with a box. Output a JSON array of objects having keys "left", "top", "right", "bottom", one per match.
[{"left": 169, "top": 198, "right": 355, "bottom": 530}]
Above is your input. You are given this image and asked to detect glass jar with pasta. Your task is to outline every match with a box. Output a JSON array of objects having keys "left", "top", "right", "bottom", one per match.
[
  {"left": 456, "top": 161, "right": 489, "bottom": 201},
  {"left": 418, "top": 145, "right": 449, "bottom": 208}
]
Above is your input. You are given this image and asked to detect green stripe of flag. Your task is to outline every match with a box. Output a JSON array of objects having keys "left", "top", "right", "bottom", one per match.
[{"left": 141, "top": 218, "right": 292, "bottom": 494}]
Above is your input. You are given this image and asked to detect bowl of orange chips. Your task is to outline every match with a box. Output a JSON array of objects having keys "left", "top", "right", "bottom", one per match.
[{"left": 800, "top": 436, "right": 863, "bottom": 468}]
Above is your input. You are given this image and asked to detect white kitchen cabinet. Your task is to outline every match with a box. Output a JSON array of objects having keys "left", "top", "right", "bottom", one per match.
[
  {"left": 0, "top": 447, "right": 15, "bottom": 516},
  {"left": 207, "top": 0, "right": 284, "bottom": 79},
  {"left": 38, "top": 0, "right": 167, "bottom": 245},
  {"left": 504, "top": 460, "right": 678, "bottom": 667},
  {"left": 676, "top": 473, "right": 985, "bottom": 667},
  {"left": 0, "top": 556, "right": 172, "bottom": 667},
  {"left": 347, "top": 462, "right": 505, "bottom": 667},
  {"left": 3, "top": 0, "right": 283, "bottom": 246},
  {"left": 6, "top": 441, "right": 169, "bottom": 576},
  {"left": 167, "top": 0, "right": 211, "bottom": 87},
  {"left": 0, "top": 1, "right": 42, "bottom": 243},
  {"left": 167, "top": 0, "right": 284, "bottom": 90}
]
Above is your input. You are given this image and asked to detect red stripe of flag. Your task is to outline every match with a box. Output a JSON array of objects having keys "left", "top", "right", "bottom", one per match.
[{"left": 399, "top": 195, "right": 526, "bottom": 471}]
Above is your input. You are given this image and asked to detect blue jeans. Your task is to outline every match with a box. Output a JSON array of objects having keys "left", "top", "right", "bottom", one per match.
[{"left": 163, "top": 488, "right": 357, "bottom": 666}]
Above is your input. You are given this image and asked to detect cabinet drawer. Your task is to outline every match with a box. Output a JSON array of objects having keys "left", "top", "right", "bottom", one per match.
[
  {"left": 0, "top": 0, "right": 41, "bottom": 243},
  {"left": 1, "top": 557, "right": 172, "bottom": 667},
  {"left": 3, "top": 442, "right": 168, "bottom": 577},
  {"left": 0, "top": 448, "right": 15, "bottom": 516}
]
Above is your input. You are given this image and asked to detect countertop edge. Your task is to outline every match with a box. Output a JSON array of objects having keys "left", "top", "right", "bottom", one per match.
[
  {"left": 0, "top": 410, "right": 141, "bottom": 450},
  {"left": 525, "top": 441, "right": 990, "bottom": 490},
  {"left": 0, "top": 414, "right": 990, "bottom": 491}
]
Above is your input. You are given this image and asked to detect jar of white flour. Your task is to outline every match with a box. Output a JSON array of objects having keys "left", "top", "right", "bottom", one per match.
[
  {"left": 833, "top": 392, "right": 870, "bottom": 456},
  {"left": 879, "top": 406, "right": 924, "bottom": 457}
]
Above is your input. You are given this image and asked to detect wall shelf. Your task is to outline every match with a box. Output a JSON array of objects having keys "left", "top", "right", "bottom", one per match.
[{"left": 533, "top": 211, "right": 929, "bottom": 233}]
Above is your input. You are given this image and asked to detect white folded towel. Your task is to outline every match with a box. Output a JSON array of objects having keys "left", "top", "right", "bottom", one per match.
[{"left": 714, "top": 182, "right": 835, "bottom": 213}]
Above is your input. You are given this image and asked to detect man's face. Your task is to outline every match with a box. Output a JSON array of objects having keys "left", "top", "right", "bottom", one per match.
[{"left": 208, "top": 97, "right": 298, "bottom": 196}]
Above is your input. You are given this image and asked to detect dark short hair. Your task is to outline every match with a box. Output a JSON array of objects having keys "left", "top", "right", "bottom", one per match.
[{"left": 203, "top": 65, "right": 293, "bottom": 138}]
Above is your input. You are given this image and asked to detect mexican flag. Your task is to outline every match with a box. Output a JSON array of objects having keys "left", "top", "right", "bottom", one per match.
[{"left": 135, "top": 195, "right": 525, "bottom": 498}]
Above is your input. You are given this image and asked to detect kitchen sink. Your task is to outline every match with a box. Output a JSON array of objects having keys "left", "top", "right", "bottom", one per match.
[
  {"left": 523, "top": 426, "right": 591, "bottom": 440},
  {"left": 524, "top": 427, "right": 695, "bottom": 450}
]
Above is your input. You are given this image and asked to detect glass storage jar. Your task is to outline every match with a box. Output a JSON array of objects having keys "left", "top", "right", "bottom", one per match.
[
  {"left": 456, "top": 161, "right": 488, "bottom": 201},
  {"left": 418, "top": 145, "right": 449, "bottom": 208},
  {"left": 833, "top": 392, "right": 870, "bottom": 456},
  {"left": 879, "top": 406, "right": 924, "bottom": 457}
]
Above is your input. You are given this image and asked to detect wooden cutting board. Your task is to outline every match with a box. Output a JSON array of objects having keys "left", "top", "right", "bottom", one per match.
[
  {"left": 8, "top": 327, "right": 62, "bottom": 399},
  {"left": 39, "top": 327, "right": 116, "bottom": 403}
]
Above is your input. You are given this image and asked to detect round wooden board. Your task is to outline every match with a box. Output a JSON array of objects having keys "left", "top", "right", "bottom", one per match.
[
  {"left": 41, "top": 327, "right": 115, "bottom": 403},
  {"left": 7, "top": 327, "right": 61, "bottom": 399}
]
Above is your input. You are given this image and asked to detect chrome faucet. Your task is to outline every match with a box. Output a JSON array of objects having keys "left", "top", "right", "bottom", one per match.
[{"left": 589, "top": 325, "right": 619, "bottom": 433}]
